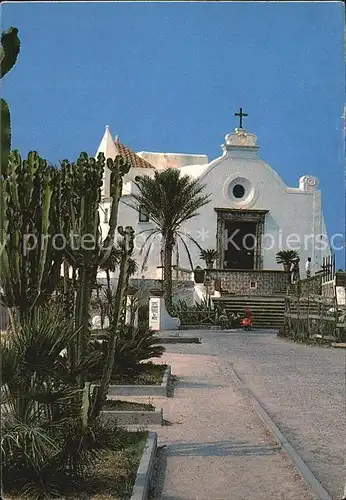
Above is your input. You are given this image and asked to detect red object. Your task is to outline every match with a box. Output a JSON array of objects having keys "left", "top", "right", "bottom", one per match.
[
  {"left": 241, "top": 317, "right": 251, "bottom": 327},
  {"left": 245, "top": 308, "right": 253, "bottom": 319}
]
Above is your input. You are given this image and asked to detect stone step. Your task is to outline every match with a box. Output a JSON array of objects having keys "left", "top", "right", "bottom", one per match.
[{"left": 212, "top": 295, "right": 320, "bottom": 329}]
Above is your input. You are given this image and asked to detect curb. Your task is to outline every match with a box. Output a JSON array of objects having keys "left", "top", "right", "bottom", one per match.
[
  {"left": 105, "top": 366, "right": 171, "bottom": 397},
  {"left": 161, "top": 365, "right": 171, "bottom": 397},
  {"left": 225, "top": 360, "right": 332, "bottom": 500},
  {"left": 331, "top": 342, "right": 346, "bottom": 348},
  {"left": 157, "top": 336, "right": 201, "bottom": 344},
  {"left": 180, "top": 325, "right": 221, "bottom": 330},
  {"left": 131, "top": 431, "right": 158, "bottom": 500},
  {"left": 101, "top": 408, "right": 163, "bottom": 425}
]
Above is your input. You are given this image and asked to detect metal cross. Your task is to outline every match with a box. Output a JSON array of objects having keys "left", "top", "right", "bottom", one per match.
[{"left": 234, "top": 107, "right": 248, "bottom": 129}]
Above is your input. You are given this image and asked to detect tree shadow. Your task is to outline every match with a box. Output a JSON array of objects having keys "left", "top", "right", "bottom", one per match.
[{"left": 165, "top": 440, "right": 279, "bottom": 457}]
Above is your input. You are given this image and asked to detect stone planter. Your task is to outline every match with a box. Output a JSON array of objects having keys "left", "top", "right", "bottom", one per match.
[
  {"left": 100, "top": 407, "right": 164, "bottom": 426},
  {"left": 155, "top": 334, "right": 202, "bottom": 343},
  {"left": 91, "top": 366, "right": 172, "bottom": 398},
  {"left": 131, "top": 432, "right": 157, "bottom": 500},
  {"left": 107, "top": 365, "right": 171, "bottom": 397}
]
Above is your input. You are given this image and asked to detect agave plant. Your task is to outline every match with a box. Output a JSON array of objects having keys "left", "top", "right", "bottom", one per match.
[
  {"left": 276, "top": 250, "right": 299, "bottom": 272},
  {"left": 170, "top": 297, "right": 215, "bottom": 326},
  {"left": 88, "top": 324, "right": 165, "bottom": 378}
]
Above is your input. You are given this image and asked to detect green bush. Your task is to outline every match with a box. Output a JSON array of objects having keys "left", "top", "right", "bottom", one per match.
[
  {"left": 170, "top": 298, "right": 216, "bottom": 326},
  {"left": 138, "top": 304, "right": 149, "bottom": 328}
]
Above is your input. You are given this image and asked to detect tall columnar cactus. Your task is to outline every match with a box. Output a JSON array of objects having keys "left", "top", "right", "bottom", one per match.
[
  {"left": 60, "top": 152, "right": 132, "bottom": 392},
  {"left": 0, "top": 151, "right": 63, "bottom": 326},
  {"left": 91, "top": 225, "right": 135, "bottom": 419},
  {"left": 60, "top": 152, "right": 105, "bottom": 378},
  {"left": 0, "top": 27, "right": 20, "bottom": 175}
]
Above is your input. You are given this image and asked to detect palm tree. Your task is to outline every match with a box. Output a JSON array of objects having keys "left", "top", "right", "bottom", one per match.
[
  {"left": 130, "top": 169, "right": 210, "bottom": 308},
  {"left": 99, "top": 246, "right": 120, "bottom": 292},
  {"left": 99, "top": 243, "right": 138, "bottom": 293},
  {"left": 276, "top": 250, "right": 299, "bottom": 272}
]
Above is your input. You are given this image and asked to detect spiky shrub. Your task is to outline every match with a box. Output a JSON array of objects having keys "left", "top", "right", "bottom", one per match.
[
  {"left": 0, "top": 308, "right": 104, "bottom": 498},
  {"left": 0, "top": 151, "right": 63, "bottom": 326},
  {"left": 88, "top": 324, "right": 165, "bottom": 378},
  {"left": 170, "top": 298, "right": 215, "bottom": 326},
  {"left": 200, "top": 249, "right": 218, "bottom": 267}
]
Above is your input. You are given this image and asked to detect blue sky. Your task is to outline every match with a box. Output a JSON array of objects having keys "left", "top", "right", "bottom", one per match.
[{"left": 2, "top": 1, "right": 345, "bottom": 266}]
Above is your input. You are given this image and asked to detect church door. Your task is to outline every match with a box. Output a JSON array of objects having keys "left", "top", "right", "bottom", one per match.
[{"left": 224, "top": 221, "right": 256, "bottom": 269}]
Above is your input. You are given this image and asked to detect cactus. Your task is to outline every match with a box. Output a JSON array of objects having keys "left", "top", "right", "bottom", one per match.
[
  {"left": 1, "top": 27, "right": 20, "bottom": 78},
  {"left": 99, "top": 155, "right": 133, "bottom": 263},
  {"left": 1, "top": 27, "right": 20, "bottom": 177},
  {"left": 60, "top": 152, "right": 132, "bottom": 393},
  {"left": 59, "top": 152, "right": 105, "bottom": 385},
  {"left": 0, "top": 151, "right": 63, "bottom": 326},
  {"left": 90, "top": 225, "right": 135, "bottom": 419}
]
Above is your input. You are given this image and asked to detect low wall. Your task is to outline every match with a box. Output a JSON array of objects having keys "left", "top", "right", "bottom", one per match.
[
  {"left": 291, "top": 274, "right": 322, "bottom": 295},
  {"left": 96, "top": 278, "right": 196, "bottom": 306},
  {"left": 335, "top": 272, "right": 346, "bottom": 287},
  {"left": 206, "top": 269, "right": 289, "bottom": 296},
  {"left": 322, "top": 280, "right": 334, "bottom": 299}
]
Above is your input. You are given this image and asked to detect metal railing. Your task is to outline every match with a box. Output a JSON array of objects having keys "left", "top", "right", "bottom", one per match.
[{"left": 174, "top": 310, "right": 217, "bottom": 326}]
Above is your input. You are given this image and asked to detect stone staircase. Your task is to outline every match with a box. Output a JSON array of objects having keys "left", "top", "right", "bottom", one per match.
[{"left": 212, "top": 294, "right": 321, "bottom": 330}]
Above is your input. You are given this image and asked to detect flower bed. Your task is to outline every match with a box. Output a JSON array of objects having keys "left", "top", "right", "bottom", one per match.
[
  {"left": 109, "top": 363, "right": 167, "bottom": 386},
  {"left": 5, "top": 428, "right": 148, "bottom": 499},
  {"left": 103, "top": 399, "right": 155, "bottom": 412},
  {"left": 101, "top": 399, "right": 163, "bottom": 426}
]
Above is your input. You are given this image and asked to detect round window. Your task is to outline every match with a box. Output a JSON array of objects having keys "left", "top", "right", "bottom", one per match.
[{"left": 232, "top": 184, "right": 245, "bottom": 198}]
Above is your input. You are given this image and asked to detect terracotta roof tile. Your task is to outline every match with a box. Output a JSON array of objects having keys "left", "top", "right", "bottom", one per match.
[{"left": 116, "top": 139, "right": 155, "bottom": 169}]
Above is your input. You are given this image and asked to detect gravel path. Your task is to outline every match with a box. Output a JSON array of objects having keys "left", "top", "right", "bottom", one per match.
[
  {"left": 149, "top": 348, "right": 315, "bottom": 500},
  {"left": 186, "top": 329, "right": 345, "bottom": 500}
]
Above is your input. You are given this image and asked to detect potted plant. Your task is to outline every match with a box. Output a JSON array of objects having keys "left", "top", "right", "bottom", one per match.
[
  {"left": 276, "top": 250, "right": 299, "bottom": 272},
  {"left": 200, "top": 249, "right": 218, "bottom": 269}
]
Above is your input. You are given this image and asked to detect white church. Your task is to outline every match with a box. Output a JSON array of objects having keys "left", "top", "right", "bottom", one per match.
[{"left": 96, "top": 110, "right": 331, "bottom": 295}]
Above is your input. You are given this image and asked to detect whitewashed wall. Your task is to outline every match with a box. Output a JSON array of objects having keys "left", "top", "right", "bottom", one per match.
[{"left": 97, "top": 134, "right": 330, "bottom": 280}]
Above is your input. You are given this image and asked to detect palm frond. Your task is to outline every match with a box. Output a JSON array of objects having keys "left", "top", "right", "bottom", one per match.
[
  {"left": 276, "top": 250, "right": 299, "bottom": 264},
  {"left": 176, "top": 233, "right": 194, "bottom": 271},
  {"left": 128, "top": 258, "right": 138, "bottom": 277},
  {"left": 182, "top": 232, "right": 203, "bottom": 252},
  {"left": 140, "top": 237, "right": 156, "bottom": 273},
  {"left": 138, "top": 229, "right": 160, "bottom": 255},
  {"left": 129, "top": 169, "right": 210, "bottom": 235}
]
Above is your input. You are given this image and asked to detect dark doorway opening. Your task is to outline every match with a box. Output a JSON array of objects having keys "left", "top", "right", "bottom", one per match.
[{"left": 224, "top": 221, "right": 257, "bottom": 269}]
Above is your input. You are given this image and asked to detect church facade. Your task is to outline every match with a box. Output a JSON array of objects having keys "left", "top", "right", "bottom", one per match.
[{"left": 96, "top": 117, "right": 331, "bottom": 287}]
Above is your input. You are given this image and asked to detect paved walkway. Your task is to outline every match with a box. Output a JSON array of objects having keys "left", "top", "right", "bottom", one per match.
[
  {"left": 204, "top": 329, "right": 345, "bottom": 499},
  {"left": 149, "top": 347, "right": 315, "bottom": 500}
]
